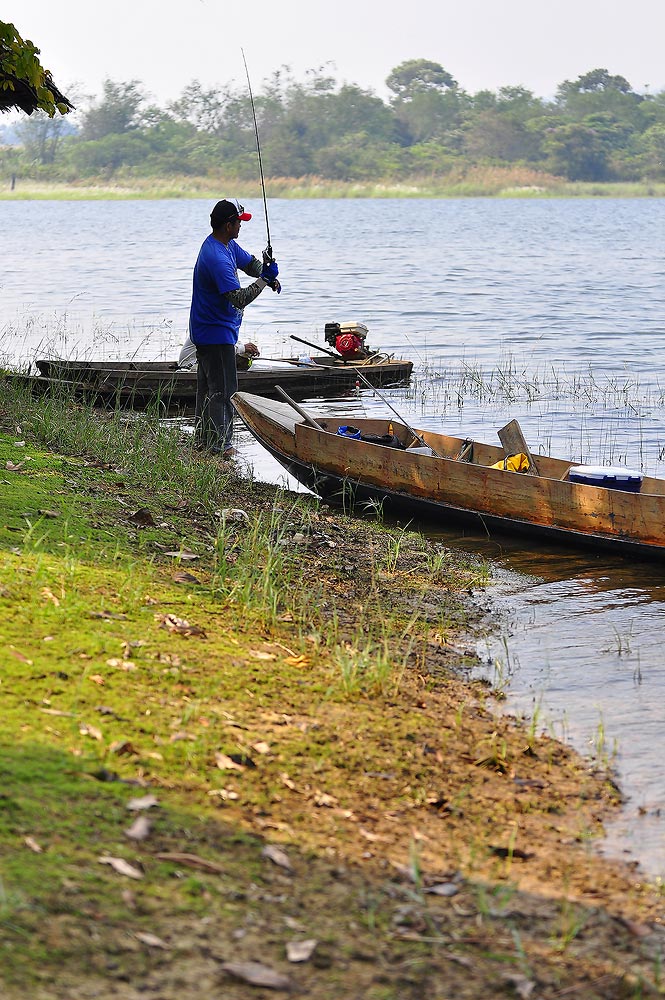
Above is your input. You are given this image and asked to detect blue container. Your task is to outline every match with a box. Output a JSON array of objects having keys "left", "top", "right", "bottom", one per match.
[
  {"left": 568, "top": 465, "right": 643, "bottom": 492},
  {"left": 337, "top": 425, "right": 362, "bottom": 440}
]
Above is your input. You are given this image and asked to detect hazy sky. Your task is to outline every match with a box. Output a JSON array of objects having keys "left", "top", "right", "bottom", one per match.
[{"left": 6, "top": 0, "right": 665, "bottom": 110}]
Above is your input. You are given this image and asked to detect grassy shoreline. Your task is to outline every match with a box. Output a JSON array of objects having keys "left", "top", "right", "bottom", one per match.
[
  {"left": 1, "top": 378, "right": 664, "bottom": 999},
  {"left": 3, "top": 170, "right": 665, "bottom": 201}
]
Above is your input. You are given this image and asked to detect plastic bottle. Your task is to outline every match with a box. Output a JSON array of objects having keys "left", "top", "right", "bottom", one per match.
[{"left": 389, "top": 422, "right": 394, "bottom": 436}]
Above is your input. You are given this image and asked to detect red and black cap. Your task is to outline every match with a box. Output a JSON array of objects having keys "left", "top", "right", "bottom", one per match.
[{"left": 210, "top": 198, "right": 252, "bottom": 228}]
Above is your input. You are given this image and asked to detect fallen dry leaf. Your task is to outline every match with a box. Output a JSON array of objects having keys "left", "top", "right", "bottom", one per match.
[
  {"left": 6, "top": 460, "right": 26, "bottom": 471},
  {"left": 286, "top": 939, "right": 317, "bottom": 963},
  {"left": 37, "top": 509, "right": 60, "bottom": 518},
  {"left": 126, "top": 794, "right": 159, "bottom": 811},
  {"left": 502, "top": 974, "right": 536, "bottom": 999},
  {"left": 124, "top": 815, "right": 152, "bottom": 841},
  {"left": 221, "top": 961, "right": 292, "bottom": 990},
  {"left": 24, "top": 836, "right": 43, "bottom": 853},
  {"left": 163, "top": 550, "right": 199, "bottom": 560},
  {"left": 359, "top": 828, "right": 388, "bottom": 843},
  {"left": 99, "top": 856, "right": 144, "bottom": 879},
  {"left": 79, "top": 723, "right": 103, "bottom": 741},
  {"left": 215, "top": 751, "right": 245, "bottom": 771},
  {"left": 313, "top": 791, "right": 338, "bottom": 808},
  {"left": 262, "top": 844, "right": 293, "bottom": 872},
  {"left": 106, "top": 658, "right": 137, "bottom": 671},
  {"left": 284, "top": 655, "right": 310, "bottom": 668},
  {"left": 129, "top": 507, "right": 156, "bottom": 526},
  {"left": 252, "top": 741, "right": 271, "bottom": 755},
  {"left": 425, "top": 882, "right": 460, "bottom": 897},
  {"left": 618, "top": 916, "right": 655, "bottom": 938},
  {"left": 173, "top": 570, "right": 202, "bottom": 585},
  {"left": 157, "top": 613, "right": 207, "bottom": 638},
  {"left": 41, "top": 587, "right": 60, "bottom": 607},
  {"left": 155, "top": 852, "right": 225, "bottom": 874},
  {"left": 9, "top": 646, "right": 33, "bottom": 665},
  {"left": 220, "top": 508, "right": 249, "bottom": 524},
  {"left": 249, "top": 649, "right": 277, "bottom": 661},
  {"left": 110, "top": 739, "right": 139, "bottom": 756},
  {"left": 135, "top": 931, "right": 169, "bottom": 950}
]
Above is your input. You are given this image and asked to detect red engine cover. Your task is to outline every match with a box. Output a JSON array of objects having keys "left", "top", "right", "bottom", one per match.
[{"left": 336, "top": 333, "right": 364, "bottom": 358}]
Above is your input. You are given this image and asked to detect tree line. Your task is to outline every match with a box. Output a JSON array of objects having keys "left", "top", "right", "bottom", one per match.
[{"left": 3, "top": 59, "right": 665, "bottom": 184}]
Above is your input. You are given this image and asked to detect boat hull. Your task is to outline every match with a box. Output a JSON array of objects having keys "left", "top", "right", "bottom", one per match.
[
  {"left": 232, "top": 391, "right": 665, "bottom": 559},
  {"left": 32, "top": 356, "right": 413, "bottom": 407}
]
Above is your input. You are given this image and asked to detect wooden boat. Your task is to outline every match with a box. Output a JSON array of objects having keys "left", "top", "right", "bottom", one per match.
[
  {"left": 232, "top": 390, "right": 665, "bottom": 558},
  {"left": 32, "top": 355, "right": 413, "bottom": 407}
]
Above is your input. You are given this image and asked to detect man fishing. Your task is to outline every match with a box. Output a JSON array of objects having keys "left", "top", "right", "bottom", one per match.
[{"left": 189, "top": 197, "right": 280, "bottom": 459}]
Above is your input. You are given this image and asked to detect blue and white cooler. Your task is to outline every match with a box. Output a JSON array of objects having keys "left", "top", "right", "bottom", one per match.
[{"left": 567, "top": 465, "right": 643, "bottom": 493}]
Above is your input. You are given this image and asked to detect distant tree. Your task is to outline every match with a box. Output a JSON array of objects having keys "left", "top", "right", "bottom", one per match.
[
  {"left": 464, "top": 86, "right": 546, "bottom": 162},
  {"left": 556, "top": 67, "right": 646, "bottom": 130},
  {"left": 386, "top": 59, "right": 460, "bottom": 145},
  {"left": 542, "top": 121, "right": 611, "bottom": 180},
  {"left": 0, "top": 20, "right": 73, "bottom": 116},
  {"left": 14, "top": 108, "right": 73, "bottom": 163},
  {"left": 386, "top": 59, "right": 457, "bottom": 100},
  {"left": 563, "top": 68, "right": 633, "bottom": 95},
  {"left": 169, "top": 80, "right": 227, "bottom": 132},
  {"left": 463, "top": 111, "right": 534, "bottom": 162},
  {"left": 66, "top": 132, "right": 152, "bottom": 174},
  {"left": 79, "top": 79, "right": 147, "bottom": 139},
  {"left": 636, "top": 123, "right": 665, "bottom": 178}
]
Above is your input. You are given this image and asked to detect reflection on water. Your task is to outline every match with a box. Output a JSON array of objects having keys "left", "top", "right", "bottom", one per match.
[{"left": 424, "top": 527, "right": 665, "bottom": 880}]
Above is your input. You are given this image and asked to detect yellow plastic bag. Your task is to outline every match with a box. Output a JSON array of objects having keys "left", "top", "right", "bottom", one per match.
[{"left": 490, "top": 452, "right": 530, "bottom": 473}]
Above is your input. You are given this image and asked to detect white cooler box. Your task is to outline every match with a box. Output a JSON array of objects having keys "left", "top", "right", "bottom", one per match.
[{"left": 567, "top": 465, "right": 643, "bottom": 493}]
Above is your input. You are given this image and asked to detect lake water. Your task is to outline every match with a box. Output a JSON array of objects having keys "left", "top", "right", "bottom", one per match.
[{"left": 2, "top": 196, "right": 665, "bottom": 877}]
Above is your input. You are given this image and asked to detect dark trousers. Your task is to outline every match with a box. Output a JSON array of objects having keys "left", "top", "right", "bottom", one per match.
[{"left": 194, "top": 343, "right": 238, "bottom": 453}]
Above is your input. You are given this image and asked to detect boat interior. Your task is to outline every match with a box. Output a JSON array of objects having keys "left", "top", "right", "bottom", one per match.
[{"left": 312, "top": 414, "right": 665, "bottom": 495}]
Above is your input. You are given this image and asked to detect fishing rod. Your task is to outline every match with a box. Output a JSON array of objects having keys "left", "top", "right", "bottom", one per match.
[
  {"left": 289, "top": 333, "right": 348, "bottom": 363},
  {"left": 289, "top": 334, "right": 438, "bottom": 454},
  {"left": 241, "top": 48, "right": 273, "bottom": 262}
]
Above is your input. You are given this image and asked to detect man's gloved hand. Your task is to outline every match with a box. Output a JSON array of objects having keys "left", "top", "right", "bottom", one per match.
[
  {"left": 260, "top": 258, "right": 279, "bottom": 289},
  {"left": 260, "top": 255, "right": 280, "bottom": 292}
]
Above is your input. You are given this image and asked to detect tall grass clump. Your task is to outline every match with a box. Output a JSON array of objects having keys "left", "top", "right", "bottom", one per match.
[
  {"left": 0, "top": 377, "right": 237, "bottom": 508},
  {"left": 211, "top": 499, "right": 318, "bottom": 624}
]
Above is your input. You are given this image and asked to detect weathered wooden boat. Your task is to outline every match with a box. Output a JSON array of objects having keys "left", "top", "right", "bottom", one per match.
[
  {"left": 32, "top": 355, "right": 413, "bottom": 407},
  {"left": 232, "top": 390, "right": 665, "bottom": 558}
]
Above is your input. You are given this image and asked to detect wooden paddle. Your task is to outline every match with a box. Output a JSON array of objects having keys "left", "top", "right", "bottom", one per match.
[{"left": 274, "top": 386, "right": 325, "bottom": 429}]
